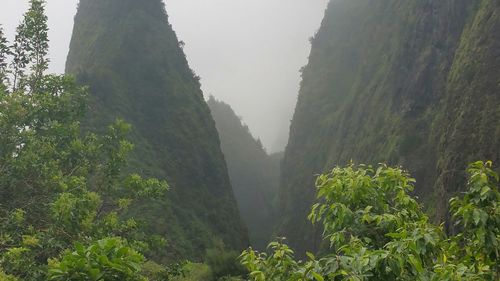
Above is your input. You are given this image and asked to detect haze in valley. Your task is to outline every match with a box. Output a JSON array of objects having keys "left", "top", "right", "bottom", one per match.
[{"left": 0, "top": 0, "right": 329, "bottom": 151}]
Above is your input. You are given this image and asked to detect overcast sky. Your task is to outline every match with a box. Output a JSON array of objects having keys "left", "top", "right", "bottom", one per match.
[{"left": 0, "top": 0, "right": 328, "bottom": 152}]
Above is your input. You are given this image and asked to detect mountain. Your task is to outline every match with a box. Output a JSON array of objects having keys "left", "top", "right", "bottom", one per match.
[
  {"left": 66, "top": 0, "right": 248, "bottom": 261},
  {"left": 279, "top": 0, "right": 500, "bottom": 254},
  {"left": 207, "top": 97, "right": 282, "bottom": 250}
]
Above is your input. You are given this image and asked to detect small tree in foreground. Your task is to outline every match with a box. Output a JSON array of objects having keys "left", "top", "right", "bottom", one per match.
[{"left": 241, "top": 161, "right": 499, "bottom": 281}]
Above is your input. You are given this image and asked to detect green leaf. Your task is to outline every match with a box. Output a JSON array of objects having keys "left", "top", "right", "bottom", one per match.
[
  {"left": 312, "top": 272, "right": 324, "bottom": 281},
  {"left": 473, "top": 209, "right": 481, "bottom": 225}
]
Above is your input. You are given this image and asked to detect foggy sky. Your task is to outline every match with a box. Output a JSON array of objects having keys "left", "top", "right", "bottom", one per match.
[{"left": 0, "top": 0, "right": 328, "bottom": 152}]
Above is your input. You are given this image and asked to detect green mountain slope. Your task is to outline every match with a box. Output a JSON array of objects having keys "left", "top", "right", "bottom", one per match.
[
  {"left": 280, "top": 0, "right": 500, "bottom": 253},
  {"left": 434, "top": 0, "right": 500, "bottom": 218},
  {"left": 207, "top": 97, "right": 281, "bottom": 250},
  {"left": 66, "top": 0, "right": 248, "bottom": 261}
]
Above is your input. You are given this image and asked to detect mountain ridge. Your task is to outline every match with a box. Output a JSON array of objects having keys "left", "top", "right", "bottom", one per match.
[
  {"left": 279, "top": 0, "right": 500, "bottom": 254},
  {"left": 66, "top": 0, "right": 248, "bottom": 261}
]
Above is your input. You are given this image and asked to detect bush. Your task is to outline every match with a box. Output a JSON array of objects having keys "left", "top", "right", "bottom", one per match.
[
  {"left": 241, "top": 161, "right": 500, "bottom": 280},
  {"left": 48, "top": 238, "right": 146, "bottom": 281},
  {"left": 206, "top": 240, "right": 247, "bottom": 280}
]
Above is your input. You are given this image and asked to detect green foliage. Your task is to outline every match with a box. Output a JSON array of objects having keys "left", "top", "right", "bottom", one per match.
[
  {"left": 240, "top": 240, "right": 302, "bottom": 281},
  {"left": 445, "top": 161, "right": 500, "bottom": 279},
  {"left": 205, "top": 239, "right": 247, "bottom": 280},
  {"left": 0, "top": 270, "right": 19, "bottom": 281},
  {"left": 242, "top": 162, "right": 500, "bottom": 280},
  {"left": 0, "top": 2, "right": 169, "bottom": 280},
  {"left": 10, "top": 0, "right": 49, "bottom": 92},
  {"left": 171, "top": 263, "right": 211, "bottom": 281},
  {"left": 48, "top": 238, "right": 146, "bottom": 281},
  {"left": 0, "top": 26, "right": 10, "bottom": 90}
]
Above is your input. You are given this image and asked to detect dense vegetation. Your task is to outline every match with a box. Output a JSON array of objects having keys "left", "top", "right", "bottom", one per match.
[
  {"left": 65, "top": 0, "right": 248, "bottom": 260},
  {"left": 1, "top": 0, "right": 499, "bottom": 280},
  {"left": 243, "top": 162, "right": 499, "bottom": 280},
  {"left": 279, "top": 0, "right": 500, "bottom": 253},
  {"left": 207, "top": 97, "right": 282, "bottom": 250},
  {"left": 0, "top": 1, "right": 174, "bottom": 279}
]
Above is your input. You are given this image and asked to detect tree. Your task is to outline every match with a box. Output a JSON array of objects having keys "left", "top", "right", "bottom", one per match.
[
  {"left": 0, "top": 26, "right": 10, "bottom": 90},
  {"left": 0, "top": 1, "right": 168, "bottom": 280},
  {"left": 10, "top": 0, "right": 48, "bottom": 92},
  {"left": 241, "top": 162, "right": 499, "bottom": 280}
]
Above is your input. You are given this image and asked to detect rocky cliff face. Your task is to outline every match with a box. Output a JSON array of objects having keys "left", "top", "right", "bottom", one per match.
[
  {"left": 280, "top": 0, "right": 500, "bottom": 254},
  {"left": 208, "top": 97, "right": 281, "bottom": 250},
  {"left": 66, "top": 0, "right": 248, "bottom": 261}
]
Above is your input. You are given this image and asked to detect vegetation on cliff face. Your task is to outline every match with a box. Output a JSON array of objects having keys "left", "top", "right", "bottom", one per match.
[
  {"left": 434, "top": 0, "right": 500, "bottom": 219},
  {"left": 279, "top": 0, "right": 500, "bottom": 253},
  {"left": 65, "top": 0, "right": 248, "bottom": 260},
  {"left": 207, "top": 97, "right": 282, "bottom": 250}
]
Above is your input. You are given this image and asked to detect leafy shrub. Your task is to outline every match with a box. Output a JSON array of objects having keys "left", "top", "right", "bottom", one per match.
[
  {"left": 241, "top": 161, "right": 500, "bottom": 280},
  {"left": 206, "top": 239, "right": 247, "bottom": 280},
  {"left": 171, "top": 263, "right": 211, "bottom": 281},
  {"left": 48, "top": 238, "right": 146, "bottom": 281},
  {"left": 0, "top": 270, "right": 19, "bottom": 281}
]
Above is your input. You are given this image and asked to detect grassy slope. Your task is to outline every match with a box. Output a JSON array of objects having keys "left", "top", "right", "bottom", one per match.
[{"left": 66, "top": 0, "right": 248, "bottom": 261}]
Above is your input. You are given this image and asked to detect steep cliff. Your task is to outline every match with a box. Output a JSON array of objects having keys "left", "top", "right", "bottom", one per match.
[
  {"left": 280, "top": 0, "right": 500, "bottom": 253},
  {"left": 66, "top": 0, "right": 248, "bottom": 261},
  {"left": 208, "top": 97, "right": 281, "bottom": 250}
]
